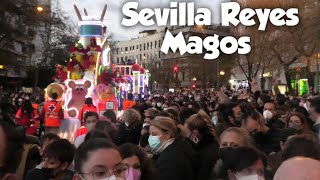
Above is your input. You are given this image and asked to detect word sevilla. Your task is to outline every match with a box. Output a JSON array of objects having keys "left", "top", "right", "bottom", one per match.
[{"left": 121, "top": 2, "right": 299, "bottom": 59}]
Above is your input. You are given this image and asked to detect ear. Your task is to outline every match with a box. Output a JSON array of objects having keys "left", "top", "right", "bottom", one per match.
[
  {"left": 280, "top": 141, "right": 285, "bottom": 150},
  {"left": 61, "top": 161, "right": 69, "bottom": 171},
  {"left": 84, "top": 80, "right": 91, "bottom": 88},
  {"left": 68, "top": 81, "right": 76, "bottom": 89},
  {"left": 2, "top": 173, "right": 18, "bottom": 180}
]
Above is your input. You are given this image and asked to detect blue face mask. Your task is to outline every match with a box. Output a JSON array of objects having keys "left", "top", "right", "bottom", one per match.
[{"left": 148, "top": 135, "right": 161, "bottom": 150}]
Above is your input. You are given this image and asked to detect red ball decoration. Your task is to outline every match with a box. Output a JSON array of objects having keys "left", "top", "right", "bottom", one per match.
[
  {"left": 139, "top": 68, "right": 145, "bottom": 74},
  {"left": 132, "top": 64, "right": 140, "bottom": 71}
]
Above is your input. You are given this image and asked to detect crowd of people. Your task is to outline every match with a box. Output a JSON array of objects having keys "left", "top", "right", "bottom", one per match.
[{"left": 1, "top": 87, "right": 320, "bottom": 180}]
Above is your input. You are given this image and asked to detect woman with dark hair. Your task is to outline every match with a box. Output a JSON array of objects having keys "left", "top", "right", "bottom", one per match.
[
  {"left": 78, "top": 97, "right": 97, "bottom": 125},
  {"left": 184, "top": 113, "right": 219, "bottom": 180},
  {"left": 214, "top": 146, "right": 267, "bottom": 180},
  {"left": 15, "top": 99, "right": 39, "bottom": 135},
  {"left": 286, "top": 113, "right": 314, "bottom": 135},
  {"left": 119, "top": 143, "right": 156, "bottom": 180}
]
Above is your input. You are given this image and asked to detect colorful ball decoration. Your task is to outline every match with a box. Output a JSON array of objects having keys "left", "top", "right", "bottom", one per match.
[
  {"left": 139, "top": 67, "right": 145, "bottom": 74},
  {"left": 132, "top": 64, "right": 140, "bottom": 71}
]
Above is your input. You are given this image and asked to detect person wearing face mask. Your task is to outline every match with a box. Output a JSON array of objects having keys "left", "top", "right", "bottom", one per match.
[
  {"left": 119, "top": 143, "right": 156, "bottom": 180},
  {"left": 74, "top": 112, "right": 99, "bottom": 148},
  {"left": 149, "top": 117, "right": 196, "bottom": 180},
  {"left": 286, "top": 113, "right": 313, "bottom": 135},
  {"left": 241, "top": 110, "right": 282, "bottom": 155},
  {"left": 26, "top": 139, "right": 75, "bottom": 180},
  {"left": 263, "top": 102, "right": 285, "bottom": 129},
  {"left": 116, "top": 109, "right": 142, "bottom": 146},
  {"left": 184, "top": 114, "right": 219, "bottom": 180},
  {"left": 214, "top": 146, "right": 266, "bottom": 180},
  {"left": 73, "top": 138, "right": 128, "bottom": 180}
]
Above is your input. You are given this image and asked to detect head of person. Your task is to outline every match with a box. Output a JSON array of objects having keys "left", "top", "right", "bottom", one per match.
[
  {"left": 144, "top": 108, "right": 159, "bottom": 120},
  {"left": 95, "top": 121, "right": 118, "bottom": 142},
  {"left": 274, "top": 157, "right": 320, "bottom": 180},
  {"left": 73, "top": 138, "right": 128, "bottom": 180},
  {"left": 121, "top": 109, "right": 141, "bottom": 127},
  {"left": 241, "top": 110, "right": 264, "bottom": 135},
  {"left": 179, "top": 107, "right": 197, "bottom": 124},
  {"left": 281, "top": 134, "right": 320, "bottom": 161},
  {"left": 102, "top": 110, "right": 117, "bottom": 123},
  {"left": 148, "top": 117, "right": 177, "bottom": 152},
  {"left": 84, "top": 112, "right": 99, "bottom": 131},
  {"left": 263, "top": 102, "right": 277, "bottom": 120},
  {"left": 119, "top": 143, "right": 155, "bottom": 180},
  {"left": 84, "top": 97, "right": 94, "bottom": 106},
  {"left": 51, "top": 93, "right": 58, "bottom": 100},
  {"left": 184, "top": 114, "right": 215, "bottom": 145},
  {"left": 90, "top": 37, "right": 97, "bottom": 46},
  {"left": 21, "top": 99, "right": 33, "bottom": 115},
  {"left": 309, "top": 97, "right": 320, "bottom": 122},
  {"left": 42, "top": 139, "right": 75, "bottom": 179},
  {"left": 84, "top": 130, "right": 111, "bottom": 143},
  {"left": 0, "top": 120, "right": 24, "bottom": 180},
  {"left": 215, "top": 147, "right": 266, "bottom": 180},
  {"left": 287, "top": 113, "right": 310, "bottom": 132},
  {"left": 127, "top": 93, "right": 134, "bottom": 101},
  {"left": 219, "top": 103, "right": 242, "bottom": 126},
  {"left": 39, "top": 133, "right": 60, "bottom": 156},
  {"left": 219, "top": 127, "right": 252, "bottom": 149},
  {"left": 278, "top": 128, "right": 298, "bottom": 150}
]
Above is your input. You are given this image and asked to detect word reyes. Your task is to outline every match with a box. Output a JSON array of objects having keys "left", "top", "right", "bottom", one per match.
[
  {"left": 160, "top": 30, "right": 251, "bottom": 60},
  {"left": 122, "top": 2, "right": 299, "bottom": 31},
  {"left": 121, "top": 2, "right": 300, "bottom": 59}
]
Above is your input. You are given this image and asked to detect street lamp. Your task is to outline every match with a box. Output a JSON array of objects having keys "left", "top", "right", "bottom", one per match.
[
  {"left": 192, "top": 77, "right": 197, "bottom": 81},
  {"left": 0, "top": 65, "right": 4, "bottom": 70},
  {"left": 219, "top": 70, "right": 225, "bottom": 76},
  {"left": 37, "top": 6, "right": 44, "bottom": 12}
]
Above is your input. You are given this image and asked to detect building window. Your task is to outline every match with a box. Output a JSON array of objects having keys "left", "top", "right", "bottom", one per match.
[
  {"left": 125, "top": 56, "right": 127, "bottom": 61},
  {"left": 125, "top": 47, "right": 128, "bottom": 52},
  {"left": 117, "top": 48, "right": 119, "bottom": 54},
  {"left": 144, "top": 43, "right": 145, "bottom": 51},
  {"left": 140, "top": 44, "right": 142, "bottom": 51},
  {"left": 136, "top": 45, "right": 139, "bottom": 50},
  {"left": 155, "top": 41, "right": 157, "bottom": 48},
  {"left": 150, "top": 42, "right": 153, "bottom": 49},
  {"left": 182, "top": 72, "right": 185, "bottom": 81},
  {"left": 159, "top": 40, "right": 161, "bottom": 48},
  {"left": 117, "top": 58, "right": 119, "bottom": 64},
  {"left": 159, "top": 51, "right": 161, "bottom": 58},
  {"left": 121, "top": 57, "right": 123, "bottom": 62},
  {"left": 133, "top": 46, "right": 135, "bottom": 50},
  {"left": 140, "top": 54, "right": 142, "bottom": 61},
  {"left": 147, "top": 42, "right": 149, "bottom": 50}
]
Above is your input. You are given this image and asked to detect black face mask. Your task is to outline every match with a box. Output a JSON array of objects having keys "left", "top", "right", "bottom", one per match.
[
  {"left": 218, "top": 147, "right": 234, "bottom": 158},
  {"left": 251, "top": 132, "right": 264, "bottom": 146},
  {"left": 41, "top": 168, "right": 56, "bottom": 178}
]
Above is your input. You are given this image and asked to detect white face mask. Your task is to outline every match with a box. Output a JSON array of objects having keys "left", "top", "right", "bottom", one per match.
[
  {"left": 142, "top": 123, "right": 149, "bottom": 128},
  {"left": 263, "top": 110, "right": 273, "bottom": 120},
  {"left": 156, "top": 102, "right": 162, "bottom": 107},
  {"left": 211, "top": 116, "right": 218, "bottom": 125},
  {"left": 236, "top": 174, "right": 264, "bottom": 180}
]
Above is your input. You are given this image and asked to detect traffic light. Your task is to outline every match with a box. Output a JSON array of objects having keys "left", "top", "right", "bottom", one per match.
[{"left": 174, "top": 66, "right": 178, "bottom": 73}]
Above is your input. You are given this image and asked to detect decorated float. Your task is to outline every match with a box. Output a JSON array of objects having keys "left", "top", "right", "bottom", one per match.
[{"left": 45, "top": 4, "right": 150, "bottom": 119}]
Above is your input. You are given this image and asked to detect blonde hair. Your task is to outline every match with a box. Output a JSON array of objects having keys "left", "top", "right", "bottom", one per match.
[
  {"left": 122, "top": 109, "right": 141, "bottom": 125},
  {"left": 220, "top": 127, "right": 253, "bottom": 147},
  {"left": 150, "top": 116, "right": 177, "bottom": 138}
]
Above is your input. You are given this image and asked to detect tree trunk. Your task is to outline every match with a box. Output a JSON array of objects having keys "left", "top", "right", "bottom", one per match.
[
  {"left": 284, "top": 67, "right": 293, "bottom": 92},
  {"left": 260, "top": 77, "right": 266, "bottom": 91},
  {"left": 307, "top": 58, "right": 314, "bottom": 93}
]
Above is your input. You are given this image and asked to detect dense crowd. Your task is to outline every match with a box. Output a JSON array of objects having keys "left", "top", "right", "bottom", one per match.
[{"left": 1, "top": 88, "right": 320, "bottom": 180}]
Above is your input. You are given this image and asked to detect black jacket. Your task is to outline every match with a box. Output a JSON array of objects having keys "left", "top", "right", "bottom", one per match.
[
  {"left": 192, "top": 139, "right": 219, "bottom": 180},
  {"left": 152, "top": 139, "right": 196, "bottom": 180},
  {"left": 115, "top": 121, "right": 142, "bottom": 146}
]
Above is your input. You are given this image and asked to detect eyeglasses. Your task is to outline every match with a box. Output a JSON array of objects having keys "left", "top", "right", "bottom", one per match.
[{"left": 80, "top": 164, "right": 129, "bottom": 180}]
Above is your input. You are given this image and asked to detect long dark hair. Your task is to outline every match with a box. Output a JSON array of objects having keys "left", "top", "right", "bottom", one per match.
[
  {"left": 21, "top": 99, "right": 34, "bottom": 118},
  {"left": 119, "top": 143, "right": 156, "bottom": 180}
]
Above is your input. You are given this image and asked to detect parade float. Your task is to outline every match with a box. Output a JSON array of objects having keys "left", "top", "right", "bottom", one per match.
[{"left": 45, "top": 4, "right": 150, "bottom": 119}]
